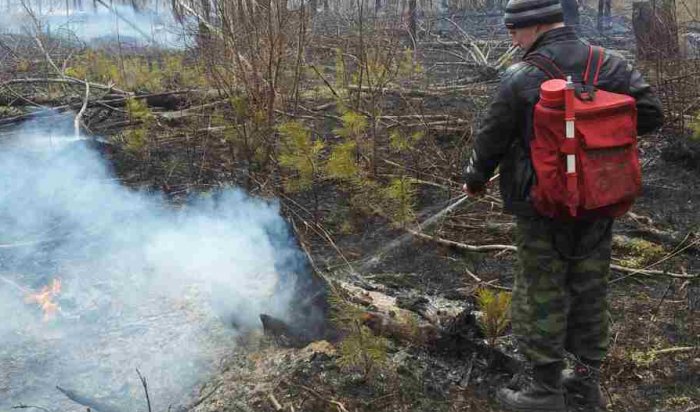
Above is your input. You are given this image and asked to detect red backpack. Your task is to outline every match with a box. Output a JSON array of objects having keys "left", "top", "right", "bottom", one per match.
[{"left": 525, "top": 46, "right": 641, "bottom": 220}]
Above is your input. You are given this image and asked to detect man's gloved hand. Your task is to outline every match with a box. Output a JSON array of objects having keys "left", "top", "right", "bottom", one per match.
[{"left": 462, "top": 182, "right": 485, "bottom": 198}]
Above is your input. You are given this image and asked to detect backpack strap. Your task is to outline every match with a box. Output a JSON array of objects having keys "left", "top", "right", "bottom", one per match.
[
  {"left": 524, "top": 53, "right": 566, "bottom": 80},
  {"left": 583, "top": 46, "right": 605, "bottom": 87}
]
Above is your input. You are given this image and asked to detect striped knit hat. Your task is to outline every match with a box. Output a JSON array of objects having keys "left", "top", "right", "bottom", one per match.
[{"left": 504, "top": 0, "right": 564, "bottom": 29}]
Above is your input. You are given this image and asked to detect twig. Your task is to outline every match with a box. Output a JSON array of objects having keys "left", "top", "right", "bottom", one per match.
[
  {"left": 651, "top": 280, "right": 674, "bottom": 321},
  {"left": 309, "top": 64, "right": 339, "bottom": 98},
  {"left": 136, "top": 368, "right": 152, "bottom": 412},
  {"left": 20, "top": 1, "right": 62, "bottom": 76},
  {"left": 0, "top": 274, "right": 31, "bottom": 293},
  {"left": 330, "top": 400, "right": 349, "bottom": 412},
  {"left": 649, "top": 346, "right": 698, "bottom": 356},
  {"left": 268, "top": 393, "right": 283, "bottom": 411},
  {"left": 292, "top": 382, "right": 349, "bottom": 412},
  {"left": 610, "top": 264, "right": 698, "bottom": 281},
  {"left": 462, "top": 268, "right": 512, "bottom": 292},
  {"left": 459, "top": 352, "right": 478, "bottom": 388}
]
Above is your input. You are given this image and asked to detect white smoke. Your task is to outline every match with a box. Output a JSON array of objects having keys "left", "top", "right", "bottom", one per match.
[
  {"left": 0, "top": 114, "right": 306, "bottom": 410},
  {"left": 0, "top": 0, "right": 185, "bottom": 48}
]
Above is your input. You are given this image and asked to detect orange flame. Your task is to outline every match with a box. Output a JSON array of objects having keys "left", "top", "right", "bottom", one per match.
[{"left": 25, "top": 278, "right": 62, "bottom": 321}]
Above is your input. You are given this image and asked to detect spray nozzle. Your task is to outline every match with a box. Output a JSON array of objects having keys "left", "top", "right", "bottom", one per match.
[{"left": 566, "top": 75, "right": 574, "bottom": 88}]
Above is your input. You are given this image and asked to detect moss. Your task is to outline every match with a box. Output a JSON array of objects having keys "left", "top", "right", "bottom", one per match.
[
  {"left": 692, "top": 113, "right": 700, "bottom": 141},
  {"left": 615, "top": 236, "right": 665, "bottom": 268}
]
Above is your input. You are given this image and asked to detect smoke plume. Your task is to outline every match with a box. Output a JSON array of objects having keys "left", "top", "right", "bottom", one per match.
[{"left": 0, "top": 114, "right": 308, "bottom": 410}]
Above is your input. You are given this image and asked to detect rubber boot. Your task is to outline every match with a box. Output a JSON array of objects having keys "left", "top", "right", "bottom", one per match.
[
  {"left": 497, "top": 362, "right": 567, "bottom": 412},
  {"left": 562, "top": 360, "right": 606, "bottom": 411}
]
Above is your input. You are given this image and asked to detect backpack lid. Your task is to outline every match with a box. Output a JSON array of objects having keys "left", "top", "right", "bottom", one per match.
[{"left": 539, "top": 79, "right": 567, "bottom": 108}]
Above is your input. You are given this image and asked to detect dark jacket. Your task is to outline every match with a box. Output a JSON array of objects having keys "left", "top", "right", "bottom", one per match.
[{"left": 463, "top": 26, "right": 664, "bottom": 216}]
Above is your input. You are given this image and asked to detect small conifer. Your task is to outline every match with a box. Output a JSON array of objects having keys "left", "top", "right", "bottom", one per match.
[{"left": 475, "top": 287, "right": 512, "bottom": 347}]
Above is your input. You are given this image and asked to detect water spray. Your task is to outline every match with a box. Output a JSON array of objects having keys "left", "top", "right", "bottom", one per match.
[{"left": 359, "top": 174, "right": 500, "bottom": 272}]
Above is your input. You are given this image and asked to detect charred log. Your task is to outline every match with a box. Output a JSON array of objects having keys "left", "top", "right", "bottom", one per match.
[{"left": 260, "top": 313, "right": 318, "bottom": 348}]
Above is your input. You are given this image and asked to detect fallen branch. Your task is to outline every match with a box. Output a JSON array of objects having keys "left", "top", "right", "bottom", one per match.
[
  {"left": 405, "top": 231, "right": 697, "bottom": 280},
  {"left": 649, "top": 346, "right": 698, "bottom": 356},
  {"left": 74, "top": 80, "right": 90, "bottom": 138},
  {"left": 388, "top": 119, "right": 472, "bottom": 129},
  {"left": 1, "top": 78, "right": 128, "bottom": 95},
  {"left": 158, "top": 100, "right": 229, "bottom": 120},
  {"left": 346, "top": 82, "right": 489, "bottom": 98},
  {"left": 609, "top": 264, "right": 698, "bottom": 281},
  {"left": 407, "top": 228, "right": 517, "bottom": 252}
]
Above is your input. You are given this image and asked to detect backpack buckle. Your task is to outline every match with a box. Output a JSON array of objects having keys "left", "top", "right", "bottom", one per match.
[{"left": 575, "top": 85, "right": 596, "bottom": 101}]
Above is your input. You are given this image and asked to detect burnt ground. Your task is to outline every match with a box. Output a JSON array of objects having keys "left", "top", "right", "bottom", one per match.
[
  {"left": 181, "top": 134, "right": 699, "bottom": 412},
  {"left": 181, "top": 8, "right": 699, "bottom": 412},
  {"left": 179, "top": 128, "right": 700, "bottom": 412}
]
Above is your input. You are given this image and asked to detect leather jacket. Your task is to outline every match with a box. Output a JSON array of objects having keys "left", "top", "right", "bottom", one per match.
[{"left": 463, "top": 26, "right": 664, "bottom": 216}]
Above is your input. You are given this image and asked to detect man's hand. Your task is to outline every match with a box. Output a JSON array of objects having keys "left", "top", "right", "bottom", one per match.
[{"left": 462, "top": 182, "right": 485, "bottom": 198}]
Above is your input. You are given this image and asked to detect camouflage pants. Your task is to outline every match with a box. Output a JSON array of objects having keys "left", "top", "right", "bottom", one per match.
[{"left": 511, "top": 215, "right": 613, "bottom": 366}]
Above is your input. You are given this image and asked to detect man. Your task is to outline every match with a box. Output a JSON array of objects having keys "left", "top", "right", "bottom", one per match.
[{"left": 462, "top": 0, "right": 663, "bottom": 411}]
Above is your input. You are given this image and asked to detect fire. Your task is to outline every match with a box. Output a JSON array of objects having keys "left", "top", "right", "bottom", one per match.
[{"left": 25, "top": 278, "right": 62, "bottom": 321}]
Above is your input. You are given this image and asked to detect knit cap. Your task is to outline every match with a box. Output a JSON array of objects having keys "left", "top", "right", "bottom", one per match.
[{"left": 504, "top": 0, "right": 564, "bottom": 29}]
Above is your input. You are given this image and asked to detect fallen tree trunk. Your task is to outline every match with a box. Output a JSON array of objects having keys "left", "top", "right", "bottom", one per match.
[
  {"left": 0, "top": 78, "right": 130, "bottom": 95},
  {"left": 0, "top": 89, "right": 219, "bottom": 110},
  {"left": 332, "top": 279, "right": 521, "bottom": 372}
]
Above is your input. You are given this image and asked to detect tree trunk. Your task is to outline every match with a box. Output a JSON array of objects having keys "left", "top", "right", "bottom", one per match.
[
  {"left": 596, "top": 0, "right": 611, "bottom": 31},
  {"left": 408, "top": 0, "right": 417, "bottom": 40},
  {"left": 561, "top": 0, "right": 579, "bottom": 26},
  {"left": 633, "top": 0, "right": 680, "bottom": 60}
]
